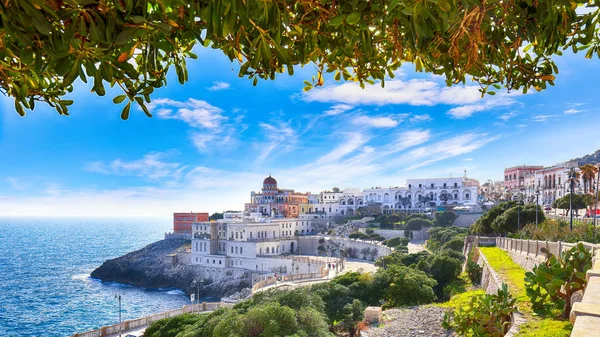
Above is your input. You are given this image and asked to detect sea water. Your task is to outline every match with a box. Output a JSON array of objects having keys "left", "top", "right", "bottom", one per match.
[{"left": 0, "top": 217, "right": 195, "bottom": 337}]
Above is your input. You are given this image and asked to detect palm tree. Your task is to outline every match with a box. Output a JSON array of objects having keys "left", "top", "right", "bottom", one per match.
[{"left": 579, "top": 164, "right": 598, "bottom": 194}]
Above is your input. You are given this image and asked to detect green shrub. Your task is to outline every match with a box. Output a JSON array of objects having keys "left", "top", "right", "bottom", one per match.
[
  {"left": 405, "top": 218, "right": 432, "bottom": 230},
  {"left": 467, "top": 260, "right": 483, "bottom": 284},
  {"left": 435, "top": 211, "right": 458, "bottom": 227},
  {"left": 443, "top": 283, "right": 517, "bottom": 337},
  {"left": 524, "top": 243, "right": 593, "bottom": 318}
]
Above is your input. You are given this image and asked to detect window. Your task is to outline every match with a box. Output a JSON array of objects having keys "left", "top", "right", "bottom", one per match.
[
  {"left": 219, "top": 260, "right": 222, "bottom": 265},
  {"left": 240, "top": 247, "right": 243, "bottom": 254},
  {"left": 408, "top": 184, "right": 412, "bottom": 188},
  {"left": 419, "top": 184, "right": 422, "bottom": 188},
  {"left": 454, "top": 183, "right": 458, "bottom": 188},
  {"left": 235, "top": 232, "right": 238, "bottom": 239},
  {"left": 431, "top": 183, "right": 434, "bottom": 188},
  {"left": 195, "top": 242, "right": 198, "bottom": 251},
  {"left": 250, "top": 232, "right": 253, "bottom": 239},
  {"left": 212, "top": 259, "right": 215, "bottom": 264},
  {"left": 231, "top": 247, "right": 234, "bottom": 253},
  {"left": 196, "top": 257, "right": 198, "bottom": 262},
  {"left": 443, "top": 183, "right": 447, "bottom": 188},
  {"left": 466, "top": 193, "right": 470, "bottom": 199},
  {"left": 273, "top": 230, "right": 276, "bottom": 237},
  {"left": 235, "top": 247, "right": 238, "bottom": 254},
  {"left": 454, "top": 193, "right": 458, "bottom": 199}
]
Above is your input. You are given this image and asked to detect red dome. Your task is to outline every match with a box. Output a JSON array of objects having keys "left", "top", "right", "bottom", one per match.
[{"left": 263, "top": 175, "right": 277, "bottom": 185}]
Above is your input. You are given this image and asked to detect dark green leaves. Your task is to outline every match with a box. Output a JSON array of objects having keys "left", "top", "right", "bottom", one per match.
[
  {"left": 121, "top": 102, "right": 131, "bottom": 120},
  {"left": 3, "top": 0, "right": 600, "bottom": 119}
]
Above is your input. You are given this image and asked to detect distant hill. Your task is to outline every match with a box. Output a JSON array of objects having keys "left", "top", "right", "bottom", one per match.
[{"left": 570, "top": 149, "right": 600, "bottom": 166}]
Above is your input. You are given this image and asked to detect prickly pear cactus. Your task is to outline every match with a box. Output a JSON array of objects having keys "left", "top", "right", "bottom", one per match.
[{"left": 524, "top": 243, "right": 592, "bottom": 318}]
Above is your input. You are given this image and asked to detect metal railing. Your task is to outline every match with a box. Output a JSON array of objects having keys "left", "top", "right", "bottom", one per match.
[
  {"left": 466, "top": 236, "right": 599, "bottom": 258},
  {"left": 71, "top": 302, "right": 234, "bottom": 337}
]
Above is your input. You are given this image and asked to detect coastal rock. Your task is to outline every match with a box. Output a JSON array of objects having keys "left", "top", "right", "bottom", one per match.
[{"left": 91, "top": 239, "right": 250, "bottom": 298}]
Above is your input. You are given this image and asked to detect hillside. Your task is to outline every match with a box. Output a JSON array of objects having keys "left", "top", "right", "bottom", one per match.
[{"left": 570, "top": 149, "right": 600, "bottom": 166}]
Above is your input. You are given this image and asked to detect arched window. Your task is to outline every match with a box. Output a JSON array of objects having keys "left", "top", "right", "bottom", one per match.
[
  {"left": 266, "top": 247, "right": 270, "bottom": 254},
  {"left": 240, "top": 247, "right": 243, "bottom": 254}
]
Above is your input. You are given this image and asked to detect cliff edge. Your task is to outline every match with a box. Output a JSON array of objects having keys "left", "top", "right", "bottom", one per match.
[{"left": 90, "top": 239, "right": 250, "bottom": 298}]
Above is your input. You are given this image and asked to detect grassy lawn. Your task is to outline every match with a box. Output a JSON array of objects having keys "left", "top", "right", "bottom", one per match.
[{"left": 478, "top": 247, "right": 572, "bottom": 337}]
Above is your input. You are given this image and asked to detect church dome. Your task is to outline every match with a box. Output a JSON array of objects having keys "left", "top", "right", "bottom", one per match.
[{"left": 263, "top": 175, "right": 277, "bottom": 186}]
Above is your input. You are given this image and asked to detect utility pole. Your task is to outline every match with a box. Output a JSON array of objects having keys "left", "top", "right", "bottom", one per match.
[
  {"left": 594, "top": 167, "right": 599, "bottom": 227},
  {"left": 535, "top": 189, "right": 540, "bottom": 227},
  {"left": 570, "top": 167, "right": 574, "bottom": 231},
  {"left": 517, "top": 194, "right": 521, "bottom": 232},
  {"left": 115, "top": 294, "right": 122, "bottom": 337}
]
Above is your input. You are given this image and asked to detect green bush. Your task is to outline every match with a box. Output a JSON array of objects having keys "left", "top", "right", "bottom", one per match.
[
  {"left": 467, "top": 260, "right": 483, "bottom": 284},
  {"left": 524, "top": 243, "right": 593, "bottom": 318},
  {"left": 427, "top": 226, "right": 468, "bottom": 252},
  {"left": 374, "top": 265, "right": 437, "bottom": 308},
  {"left": 442, "top": 283, "right": 517, "bottom": 337},
  {"left": 435, "top": 211, "right": 458, "bottom": 227},
  {"left": 405, "top": 218, "right": 432, "bottom": 230}
]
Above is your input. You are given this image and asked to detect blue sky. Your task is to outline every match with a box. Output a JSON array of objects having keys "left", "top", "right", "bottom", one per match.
[{"left": 1, "top": 47, "right": 600, "bottom": 217}]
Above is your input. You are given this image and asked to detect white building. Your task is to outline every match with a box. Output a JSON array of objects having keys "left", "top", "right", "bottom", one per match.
[
  {"left": 300, "top": 177, "right": 480, "bottom": 217},
  {"left": 191, "top": 213, "right": 314, "bottom": 279}
]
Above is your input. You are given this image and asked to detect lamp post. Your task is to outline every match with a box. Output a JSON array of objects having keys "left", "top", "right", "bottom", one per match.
[
  {"left": 196, "top": 278, "right": 204, "bottom": 314},
  {"left": 517, "top": 194, "right": 521, "bottom": 232},
  {"left": 535, "top": 189, "right": 540, "bottom": 227},
  {"left": 115, "top": 294, "right": 122, "bottom": 337},
  {"left": 594, "top": 167, "right": 600, "bottom": 227},
  {"left": 570, "top": 167, "right": 575, "bottom": 231}
]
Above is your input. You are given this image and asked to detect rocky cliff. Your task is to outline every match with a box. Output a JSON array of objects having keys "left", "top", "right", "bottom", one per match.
[{"left": 90, "top": 239, "right": 250, "bottom": 298}]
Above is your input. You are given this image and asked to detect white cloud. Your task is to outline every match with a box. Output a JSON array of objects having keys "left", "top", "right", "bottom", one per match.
[
  {"left": 207, "top": 81, "right": 231, "bottom": 91},
  {"left": 564, "top": 108, "right": 583, "bottom": 115},
  {"left": 315, "top": 132, "right": 369, "bottom": 165},
  {"left": 463, "top": 158, "right": 474, "bottom": 162},
  {"left": 6, "top": 178, "right": 29, "bottom": 190},
  {"left": 192, "top": 133, "right": 217, "bottom": 150},
  {"left": 410, "top": 114, "right": 432, "bottom": 122},
  {"left": 533, "top": 114, "right": 554, "bottom": 122},
  {"left": 324, "top": 104, "right": 353, "bottom": 116},
  {"left": 353, "top": 115, "right": 399, "bottom": 128},
  {"left": 498, "top": 111, "right": 517, "bottom": 121},
  {"left": 401, "top": 132, "right": 500, "bottom": 170},
  {"left": 255, "top": 121, "right": 298, "bottom": 163},
  {"left": 447, "top": 98, "right": 517, "bottom": 119},
  {"left": 302, "top": 79, "right": 481, "bottom": 106},
  {"left": 84, "top": 151, "right": 187, "bottom": 181},
  {"left": 149, "top": 98, "right": 226, "bottom": 129}
]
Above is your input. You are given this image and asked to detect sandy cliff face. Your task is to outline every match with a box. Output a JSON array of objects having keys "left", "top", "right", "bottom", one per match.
[{"left": 90, "top": 239, "right": 250, "bottom": 298}]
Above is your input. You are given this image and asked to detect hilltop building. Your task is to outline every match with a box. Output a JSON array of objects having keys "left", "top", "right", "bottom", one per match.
[{"left": 245, "top": 175, "right": 311, "bottom": 217}]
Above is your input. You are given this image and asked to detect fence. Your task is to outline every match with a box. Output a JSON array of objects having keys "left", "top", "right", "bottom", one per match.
[
  {"left": 465, "top": 236, "right": 599, "bottom": 258},
  {"left": 71, "top": 302, "right": 234, "bottom": 337},
  {"left": 251, "top": 265, "right": 329, "bottom": 292}
]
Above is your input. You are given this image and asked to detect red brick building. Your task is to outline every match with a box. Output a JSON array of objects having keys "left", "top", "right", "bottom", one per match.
[{"left": 173, "top": 212, "right": 209, "bottom": 234}]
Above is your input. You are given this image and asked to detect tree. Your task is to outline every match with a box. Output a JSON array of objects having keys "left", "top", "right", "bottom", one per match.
[
  {"left": 332, "top": 187, "right": 341, "bottom": 193},
  {"left": 369, "top": 248, "right": 379, "bottom": 261},
  {"left": 209, "top": 212, "right": 224, "bottom": 220},
  {"left": 580, "top": 164, "right": 599, "bottom": 194},
  {"left": 341, "top": 299, "right": 364, "bottom": 337},
  {"left": 470, "top": 201, "right": 516, "bottom": 234},
  {"left": 439, "top": 191, "right": 453, "bottom": 205},
  {"left": 553, "top": 194, "right": 588, "bottom": 216},
  {"left": 417, "top": 195, "right": 432, "bottom": 208},
  {"left": 405, "top": 218, "right": 432, "bottom": 231},
  {"left": 434, "top": 211, "right": 458, "bottom": 227},
  {"left": 418, "top": 253, "right": 463, "bottom": 299},
  {"left": 491, "top": 204, "right": 545, "bottom": 233},
  {"left": 400, "top": 196, "right": 413, "bottom": 210},
  {"left": 374, "top": 265, "right": 437, "bottom": 308},
  {"left": 5, "top": 1, "right": 592, "bottom": 118},
  {"left": 360, "top": 247, "right": 371, "bottom": 260},
  {"left": 348, "top": 232, "right": 362, "bottom": 240}
]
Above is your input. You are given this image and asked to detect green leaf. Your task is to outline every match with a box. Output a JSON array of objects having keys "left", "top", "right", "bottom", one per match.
[
  {"left": 346, "top": 12, "right": 361, "bottom": 25},
  {"left": 121, "top": 102, "right": 131, "bottom": 120},
  {"left": 329, "top": 15, "right": 346, "bottom": 27},
  {"left": 113, "top": 95, "right": 127, "bottom": 104}
]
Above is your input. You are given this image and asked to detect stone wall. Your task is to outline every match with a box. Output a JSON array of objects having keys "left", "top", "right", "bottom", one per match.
[
  {"left": 475, "top": 248, "right": 503, "bottom": 295},
  {"left": 363, "top": 228, "right": 430, "bottom": 241},
  {"left": 452, "top": 213, "right": 482, "bottom": 228}
]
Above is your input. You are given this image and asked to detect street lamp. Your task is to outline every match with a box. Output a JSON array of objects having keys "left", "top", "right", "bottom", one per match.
[
  {"left": 517, "top": 195, "right": 521, "bottom": 232},
  {"left": 115, "top": 294, "right": 122, "bottom": 337},
  {"left": 569, "top": 167, "right": 575, "bottom": 231},
  {"left": 195, "top": 278, "right": 204, "bottom": 314},
  {"left": 535, "top": 189, "right": 540, "bottom": 227}
]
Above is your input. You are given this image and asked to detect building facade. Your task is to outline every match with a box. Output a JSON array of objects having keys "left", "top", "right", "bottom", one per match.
[
  {"left": 190, "top": 213, "right": 314, "bottom": 279},
  {"left": 504, "top": 162, "right": 584, "bottom": 206},
  {"left": 503, "top": 165, "right": 544, "bottom": 191},
  {"left": 173, "top": 212, "right": 210, "bottom": 234},
  {"left": 245, "top": 176, "right": 310, "bottom": 218}
]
